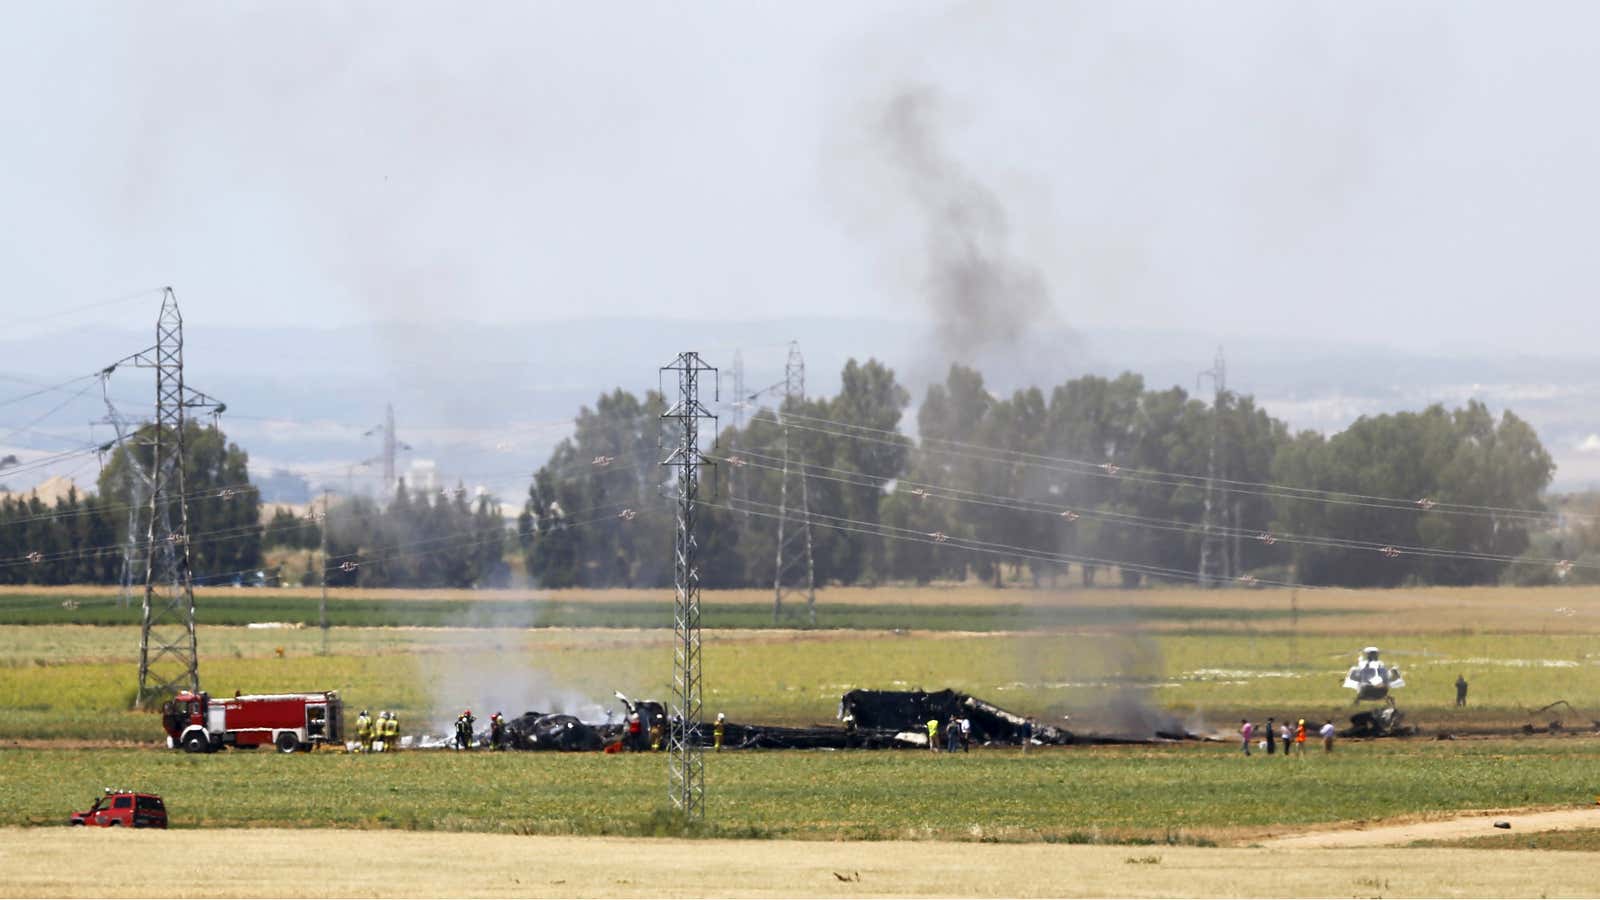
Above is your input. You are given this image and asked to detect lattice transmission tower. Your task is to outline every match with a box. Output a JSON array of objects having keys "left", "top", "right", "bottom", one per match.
[
  {"left": 660, "top": 351, "right": 717, "bottom": 819},
  {"left": 129, "top": 288, "right": 224, "bottom": 707},
  {"left": 1196, "top": 347, "right": 1230, "bottom": 588},
  {"left": 365, "top": 402, "right": 410, "bottom": 497},
  {"left": 95, "top": 379, "right": 150, "bottom": 608},
  {"left": 722, "top": 350, "right": 746, "bottom": 515},
  {"left": 772, "top": 341, "right": 816, "bottom": 624}
]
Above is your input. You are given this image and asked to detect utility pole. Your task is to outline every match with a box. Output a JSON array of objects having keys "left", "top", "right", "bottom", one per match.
[
  {"left": 1197, "top": 347, "right": 1228, "bottom": 588},
  {"left": 772, "top": 341, "right": 817, "bottom": 624},
  {"left": 133, "top": 288, "right": 224, "bottom": 708},
  {"left": 319, "top": 490, "right": 330, "bottom": 638},
  {"left": 661, "top": 351, "right": 716, "bottom": 820},
  {"left": 723, "top": 350, "right": 746, "bottom": 514}
]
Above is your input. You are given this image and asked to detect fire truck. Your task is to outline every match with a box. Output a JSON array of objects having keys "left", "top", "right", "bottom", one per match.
[{"left": 162, "top": 690, "right": 344, "bottom": 753}]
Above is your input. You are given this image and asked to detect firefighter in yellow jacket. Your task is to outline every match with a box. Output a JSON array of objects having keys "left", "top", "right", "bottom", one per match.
[
  {"left": 713, "top": 712, "right": 726, "bottom": 752},
  {"left": 383, "top": 711, "right": 400, "bottom": 751},
  {"left": 355, "top": 709, "right": 373, "bottom": 753}
]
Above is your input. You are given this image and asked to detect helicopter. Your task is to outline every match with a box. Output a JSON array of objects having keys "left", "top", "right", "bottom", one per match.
[{"left": 1342, "top": 646, "right": 1405, "bottom": 703}]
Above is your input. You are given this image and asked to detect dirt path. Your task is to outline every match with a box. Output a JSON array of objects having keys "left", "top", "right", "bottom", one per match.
[
  {"left": 1259, "top": 806, "right": 1600, "bottom": 848},
  {"left": 5, "top": 828, "right": 1600, "bottom": 898}
]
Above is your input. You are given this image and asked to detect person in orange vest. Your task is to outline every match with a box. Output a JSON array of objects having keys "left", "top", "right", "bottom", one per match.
[{"left": 1295, "top": 718, "right": 1308, "bottom": 757}]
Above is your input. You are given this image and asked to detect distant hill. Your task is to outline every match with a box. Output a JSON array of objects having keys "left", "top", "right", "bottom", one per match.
[{"left": 5, "top": 318, "right": 1600, "bottom": 500}]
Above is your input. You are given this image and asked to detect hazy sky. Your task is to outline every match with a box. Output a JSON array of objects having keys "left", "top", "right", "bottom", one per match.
[{"left": 5, "top": 2, "right": 1600, "bottom": 354}]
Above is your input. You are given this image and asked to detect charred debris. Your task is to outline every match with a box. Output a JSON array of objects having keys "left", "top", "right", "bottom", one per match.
[{"left": 422, "top": 689, "right": 1210, "bottom": 752}]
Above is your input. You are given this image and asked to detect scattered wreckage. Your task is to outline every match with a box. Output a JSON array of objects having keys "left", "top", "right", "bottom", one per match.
[{"left": 399, "top": 688, "right": 1211, "bottom": 752}]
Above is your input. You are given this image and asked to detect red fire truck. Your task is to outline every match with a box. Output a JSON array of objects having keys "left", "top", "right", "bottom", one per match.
[{"left": 162, "top": 690, "right": 344, "bottom": 753}]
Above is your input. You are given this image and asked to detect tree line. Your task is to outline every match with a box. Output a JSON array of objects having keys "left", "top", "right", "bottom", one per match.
[
  {"left": 0, "top": 361, "right": 1575, "bottom": 590},
  {"left": 519, "top": 361, "right": 1562, "bottom": 591}
]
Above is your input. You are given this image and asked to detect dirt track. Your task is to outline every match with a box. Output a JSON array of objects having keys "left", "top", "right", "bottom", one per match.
[
  {"left": 1259, "top": 805, "right": 1600, "bottom": 849},
  {"left": 5, "top": 828, "right": 1600, "bottom": 898}
]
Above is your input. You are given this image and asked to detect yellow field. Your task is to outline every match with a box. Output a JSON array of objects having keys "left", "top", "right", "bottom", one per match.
[{"left": 2, "top": 827, "right": 1597, "bottom": 898}]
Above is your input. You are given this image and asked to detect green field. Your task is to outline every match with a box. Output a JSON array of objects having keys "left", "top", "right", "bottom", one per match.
[
  {"left": 6, "top": 585, "right": 1600, "bottom": 850},
  {"left": 0, "top": 590, "right": 1349, "bottom": 631},
  {"left": 3, "top": 740, "right": 1597, "bottom": 842},
  {"left": 4, "top": 622, "right": 1600, "bottom": 742}
]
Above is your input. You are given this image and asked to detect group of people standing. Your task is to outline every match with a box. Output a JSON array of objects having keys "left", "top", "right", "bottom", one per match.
[
  {"left": 1239, "top": 716, "right": 1336, "bottom": 756},
  {"left": 355, "top": 709, "right": 400, "bottom": 752},
  {"left": 453, "top": 709, "right": 510, "bottom": 750},
  {"left": 926, "top": 714, "right": 973, "bottom": 752}
]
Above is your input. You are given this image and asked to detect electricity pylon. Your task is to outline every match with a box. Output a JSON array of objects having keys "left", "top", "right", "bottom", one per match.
[
  {"left": 127, "top": 288, "right": 224, "bottom": 708},
  {"left": 772, "top": 341, "right": 816, "bottom": 624},
  {"left": 1197, "top": 347, "right": 1229, "bottom": 587},
  {"left": 661, "top": 351, "right": 717, "bottom": 819}
]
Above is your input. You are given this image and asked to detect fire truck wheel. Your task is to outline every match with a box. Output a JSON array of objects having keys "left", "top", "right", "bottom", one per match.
[
  {"left": 276, "top": 731, "right": 301, "bottom": 753},
  {"left": 107, "top": 820, "right": 120, "bottom": 827},
  {"left": 183, "top": 734, "right": 209, "bottom": 754}
]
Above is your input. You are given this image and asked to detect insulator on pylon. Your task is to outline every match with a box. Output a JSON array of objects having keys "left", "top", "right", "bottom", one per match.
[
  {"left": 618, "top": 509, "right": 637, "bottom": 521},
  {"left": 727, "top": 456, "right": 746, "bottom": 467},
  {"left": 1060, "top": 510, "right": 1079, "bottom": 521},
  {"left": 1100, "top": 463, "right": 1120, "bottom": 476},
  {"left": 219, "top": 489, "right": 235, "bottom": 501},
  {"left": 26, "top": 551, "right": 43, "bottom": 565},
  {"left": 339, "top": 561, "right": 359, "bottom": 573},
  {"left": 929, "top": 531, "right": 949, "bottom": 543},
  {"left": 1257, "top": 532, "right": 1276, "bottom": 545},
  {"left": 592, "top": 455, "right": 614, "bottom": 467},
  {"left": 1379, "top": 545, "right": 1401, "bottom": 559},
  {"left": 1556, "top": 559, "right": 1574, "bottom": 576},
  {"left": 909, "top": 488, "right": 928, "bottom": 499},
  {"left": 1237, "top": 574, "right": 1258, "bottom": 586},
  {"left": 1416, "top": 498, "right": 1437, "bottom": 510}
]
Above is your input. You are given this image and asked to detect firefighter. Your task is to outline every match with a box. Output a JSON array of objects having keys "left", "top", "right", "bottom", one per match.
[
  {"left": 649, "top": 719, "right": 663, "bottom": 752},
  {"left": 384, "top": 710, "right": 400, "bottom": 751},
  {"left": 926, "top": 718, "right": 940, "bottom": 753},
  {"left": 713, "top": 712, "right": 726, "bottom": 752},
  {"left": 626, "top": 713, "right": 643, "bottom": 751},
  {"left": 455, "top": 709, "right": 476, "bottom": 750},
  {"left": 355, "top": 709, "right": 373, "bottom": 753},
  {"left": 489, "top": 712, "right": 506, "bottom": 750},
  {"left": 371, "top": 711, "right": 387, "bottom": 752}
]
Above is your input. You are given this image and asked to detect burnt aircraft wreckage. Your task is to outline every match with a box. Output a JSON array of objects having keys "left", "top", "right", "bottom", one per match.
[{"left": 413, "top": 689, "right": 1208, "bottom": 751}]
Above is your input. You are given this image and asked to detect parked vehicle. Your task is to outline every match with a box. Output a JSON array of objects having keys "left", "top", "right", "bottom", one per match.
[
  {"left": 69, "top": 789, "right": 167, "bottom": 828},
  {"left": 161, "top": 689, "right": 343, "bottom": 753}
]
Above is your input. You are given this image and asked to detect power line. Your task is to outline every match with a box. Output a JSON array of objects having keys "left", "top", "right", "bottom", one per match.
[
  {"left": 6, "top": 286, "right": 165, "bottom": 332},
  {"left": 757, "top": 410, "right": 1576, "bottom": 525},
  {"left": 718, "top": 447, "right": 1597, "bottom": 576}
]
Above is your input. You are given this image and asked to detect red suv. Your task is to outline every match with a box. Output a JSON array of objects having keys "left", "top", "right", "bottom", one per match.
[{"left": 69, "top": 790, "right": 167, "bottom": 828}]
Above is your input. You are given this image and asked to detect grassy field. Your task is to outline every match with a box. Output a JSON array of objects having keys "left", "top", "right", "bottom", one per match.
[
  {"left": 5, "top": 581, "right": 1600, "bottom": 871},
  {"left": 6, "top": 582, "right": 1600, "bottom": 633},
  {"left": 5, "top": 621, "right": 1600, "bottom": 741},
  {"left": 3, "top": 740, "right": 1597, "bottom": 842}
]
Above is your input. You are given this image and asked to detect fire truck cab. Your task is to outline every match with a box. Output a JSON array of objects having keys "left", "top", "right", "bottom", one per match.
[{"left": 162, "top": 690, "right": 343, "bottom": 754}]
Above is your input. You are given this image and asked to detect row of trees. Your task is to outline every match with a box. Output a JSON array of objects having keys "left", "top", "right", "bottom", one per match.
[
  {"left": 519, "top": 361, "right": 1559, "bottom": 590},
  {"left": 315, "top": 483, "right": 510, "bottom": 589},
  {"left": 0, "top": 422, "right": 261, "bottom": 586},
  {"left": 0, "top": 361, "right": 1566, "bottom": 590}
]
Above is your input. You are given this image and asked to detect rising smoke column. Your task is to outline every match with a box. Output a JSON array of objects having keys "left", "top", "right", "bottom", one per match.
[{"left": 875, "top": 84, "right": 1057, "bottom": 366}]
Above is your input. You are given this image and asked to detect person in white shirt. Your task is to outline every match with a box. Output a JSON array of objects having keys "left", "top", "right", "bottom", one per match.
[{"left": 1319, "top": 720, "right": 1337, "bottom": 752}]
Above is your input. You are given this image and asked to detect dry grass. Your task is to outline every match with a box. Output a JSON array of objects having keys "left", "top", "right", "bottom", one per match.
[{"left": 3, "top": 828, "right": 1599, "bottom": 898}]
